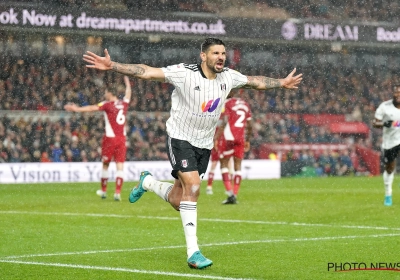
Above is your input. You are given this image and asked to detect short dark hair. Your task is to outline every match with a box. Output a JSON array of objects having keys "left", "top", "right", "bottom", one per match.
[
  {"left": 201, "top": 38, "right": 225, "bottom": 53},
  {"left": 105, "top": 85, "right": 118, "bottom": 96}
]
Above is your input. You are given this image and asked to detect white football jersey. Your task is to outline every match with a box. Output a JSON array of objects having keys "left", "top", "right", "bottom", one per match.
[
  {"left": 162, "top": 63, "right": 247, "bottom": 149},
  {"left": 375, "top": 99, "right": 400, "bottom": 149}
]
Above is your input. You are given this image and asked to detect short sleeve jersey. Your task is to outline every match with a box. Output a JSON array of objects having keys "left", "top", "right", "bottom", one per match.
[
  {"left": 98, "top": 98, "right": 129, "bottom": 137},
  {"left": 161, "top": 63, "right": 248, "bottom": 149},
  {"left": 222, "top": 98, "right": 252, "bottom": 141},
  {"left": 375, "top": 99, "right": 400, "bottom": 149}
]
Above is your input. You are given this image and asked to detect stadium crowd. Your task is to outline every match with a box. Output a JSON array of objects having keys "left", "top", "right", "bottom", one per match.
[
  {"left": 0, "top": 53, "right": 396, "bottom": 117},
  {"left": 0, "top": 112, "right": 169, "bottom": 163},
  {"left": 0, "top": 111, "right": 364, "bottom": 177},
  {"left": 0, "top": 49, "right": 393, "bottom": 174}
]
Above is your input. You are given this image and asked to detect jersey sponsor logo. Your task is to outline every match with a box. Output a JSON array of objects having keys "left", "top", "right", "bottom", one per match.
[
  {"left": 201, "top": 98, "right": 221, "bottom": 112},
  {"left": 392, "top": 120, "right": 400, "bottom": 127},
  {"left": 194, "top": 85, "right": 200, "bottom": 91},
  {"left": 181, "top": 159, "right": 188, "bottom": 168}
]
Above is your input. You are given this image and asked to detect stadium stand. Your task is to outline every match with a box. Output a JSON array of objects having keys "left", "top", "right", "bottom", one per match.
[{"left": 1, "top": 0, "right": 397, "bottom": 177}]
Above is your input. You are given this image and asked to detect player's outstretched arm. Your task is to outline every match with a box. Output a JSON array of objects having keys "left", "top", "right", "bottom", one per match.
[
  {"left": 244, "top": 68, "right": 303, "bottom": 90},
  {"left": 123, "top": 76, "right": 132, "bottom": 101},
  {"left": 64, "top": 103, "right": 99, "bottom": 113},
  {"left": 83, "top": 49, "right": 165, "bottom": 82}
]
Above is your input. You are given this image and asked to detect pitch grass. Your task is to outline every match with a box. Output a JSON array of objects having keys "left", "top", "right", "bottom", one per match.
[{"left": 0, "top": 176, "right": 399, "bottom": 279}]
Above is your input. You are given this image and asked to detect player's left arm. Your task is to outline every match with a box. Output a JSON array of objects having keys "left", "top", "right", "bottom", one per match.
[
  {"left": 244, "top": 119, "right": 253, "bottom": 152},
  {"left": 64, "top": 104, "right": 99, "bottom": 112},
  {"left": 373, "top": 118, "right": 392, "bottom": 128},
  {"left": 243, "top": 68, "right": 302, "bottom": 90},
  {"left": 123, "top": 75, "right": 132, "bottom": 101}
]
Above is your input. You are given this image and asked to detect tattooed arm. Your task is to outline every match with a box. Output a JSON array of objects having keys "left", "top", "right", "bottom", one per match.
[
  {"left": 244, "top": 68, "right": 303, "bottom": 90},
  {"left": 83, "top": 49, "right": 165, "bottom": 82},
  {"left": 110, "top": 62, "right": 165, "bottom": 82}
]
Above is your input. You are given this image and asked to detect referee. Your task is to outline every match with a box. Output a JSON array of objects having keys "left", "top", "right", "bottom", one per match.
[{"left": 83, "top": 38, "right": 302, "bottom": 269}]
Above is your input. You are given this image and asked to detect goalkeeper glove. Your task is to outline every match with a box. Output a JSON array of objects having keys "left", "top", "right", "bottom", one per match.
[{"left": 383, "top": 120, "right": 393, "bottom": 128}]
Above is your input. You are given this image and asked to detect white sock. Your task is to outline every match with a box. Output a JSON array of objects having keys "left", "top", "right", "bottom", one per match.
[
  {"left": 180, "top": 201, "right": 199, "bottom": 258},
  {"left": 383, "top": 171, "right": 394, "bottom": 196},
  {"left": 143, "top": 175, "right": 173, "bottom": 201}
]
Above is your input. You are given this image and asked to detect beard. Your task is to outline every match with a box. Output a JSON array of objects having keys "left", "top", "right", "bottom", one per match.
[{"left": 206, "top": 61, "right": 224, "bottom": 73}]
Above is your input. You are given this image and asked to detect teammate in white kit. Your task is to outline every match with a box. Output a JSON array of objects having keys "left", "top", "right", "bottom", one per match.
[
  {"left": 64, "top": 76, "right": 131, "bottom": 201},
  {"left": 373, "top": 84, "right": 400, "bottom": 206},
  {"left": 83, "top": 38, "right": 302, "bottom": 269}
]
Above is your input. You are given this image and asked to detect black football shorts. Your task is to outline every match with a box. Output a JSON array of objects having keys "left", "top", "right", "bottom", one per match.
[
  {"left": 166, "top": 136, "right": 211, "bottom": 180},
  {"left": 383, "top": 144, "right": 400, "bottom": 163}
]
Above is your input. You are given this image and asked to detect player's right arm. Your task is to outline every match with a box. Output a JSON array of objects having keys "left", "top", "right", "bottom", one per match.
[
  {"left": 83, "top": 49, "right": 165, "bottom": 82},
  {"left": 123, "top": 76, "right": 132, "bottom": 101},
  {"left": 64, "top": 104, "right": 99, "bottom": 112}
]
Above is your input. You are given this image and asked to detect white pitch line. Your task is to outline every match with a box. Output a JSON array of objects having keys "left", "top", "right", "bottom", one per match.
[
  {"left": 198, "top": 218, "right": 400, "bottom": 231},
  {"left": 3, "top": 233, "right": 400, "bottom": 260},
  {"left": 0, "top": 260, "right": 254, "bottom": 280},
  {"left": 1, "top": 210, "right": 400, "bottom": 231}
]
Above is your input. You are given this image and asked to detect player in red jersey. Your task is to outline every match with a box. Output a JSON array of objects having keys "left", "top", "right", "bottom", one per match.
[
  {"left": 64, "top": 76, "right": 131, "bottom": 201},
  {"left": 214, "top": 91, "right": 252, "bottom": 204},
  {"left": 206, "top": 118, "right": 234, "bottom": 195}
]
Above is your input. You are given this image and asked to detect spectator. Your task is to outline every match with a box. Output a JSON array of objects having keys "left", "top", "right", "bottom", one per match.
[
  {"left": 317, "top": 149, "right": 332, "bottom": 176},
  {"left": 40, "top": 151, "right": 52, "bottom": 163},
  {"left": 70, "top": 141, "right": 81, "bottom": 162},
  {"left": 336, "top": 149, "right": 353, "bottom": 176},
  {"left": 51, "top": 142, "right": 63, "bottom": 162}
]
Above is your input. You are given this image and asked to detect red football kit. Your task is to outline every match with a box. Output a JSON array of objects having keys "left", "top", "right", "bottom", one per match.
[
  {"left": 219, "top": 98, "right": 252, "bottom": 159},
  {"left": 98, "top": 99, "right": 129, "bottom": 163}
]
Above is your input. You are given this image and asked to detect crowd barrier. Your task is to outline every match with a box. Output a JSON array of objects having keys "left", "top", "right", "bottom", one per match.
[{"left": 0, "top": 160, "right": 280, "bottom": 183}]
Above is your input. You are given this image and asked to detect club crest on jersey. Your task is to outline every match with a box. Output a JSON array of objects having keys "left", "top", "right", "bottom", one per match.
[
  {"left": 201, "top": 98, "right": 221, "bottom": 112},
  {"left": 220, "top": 83, "right": 226, "bottom": 91},
  {"left": 181, "top": 159, "right": 188, "bottom": 168}
]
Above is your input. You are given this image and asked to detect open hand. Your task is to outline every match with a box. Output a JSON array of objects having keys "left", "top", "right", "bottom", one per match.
[
  {"left": 281, "top": 68, "right": 303, "bottom": 89},
  {"left": 83, "top": 49, "right": 112, "bottom": 71}
]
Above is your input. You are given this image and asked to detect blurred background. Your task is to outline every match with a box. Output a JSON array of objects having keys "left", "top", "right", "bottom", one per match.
[{"left": 1, "top": 0, "right": 399, "bottom": 177}]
